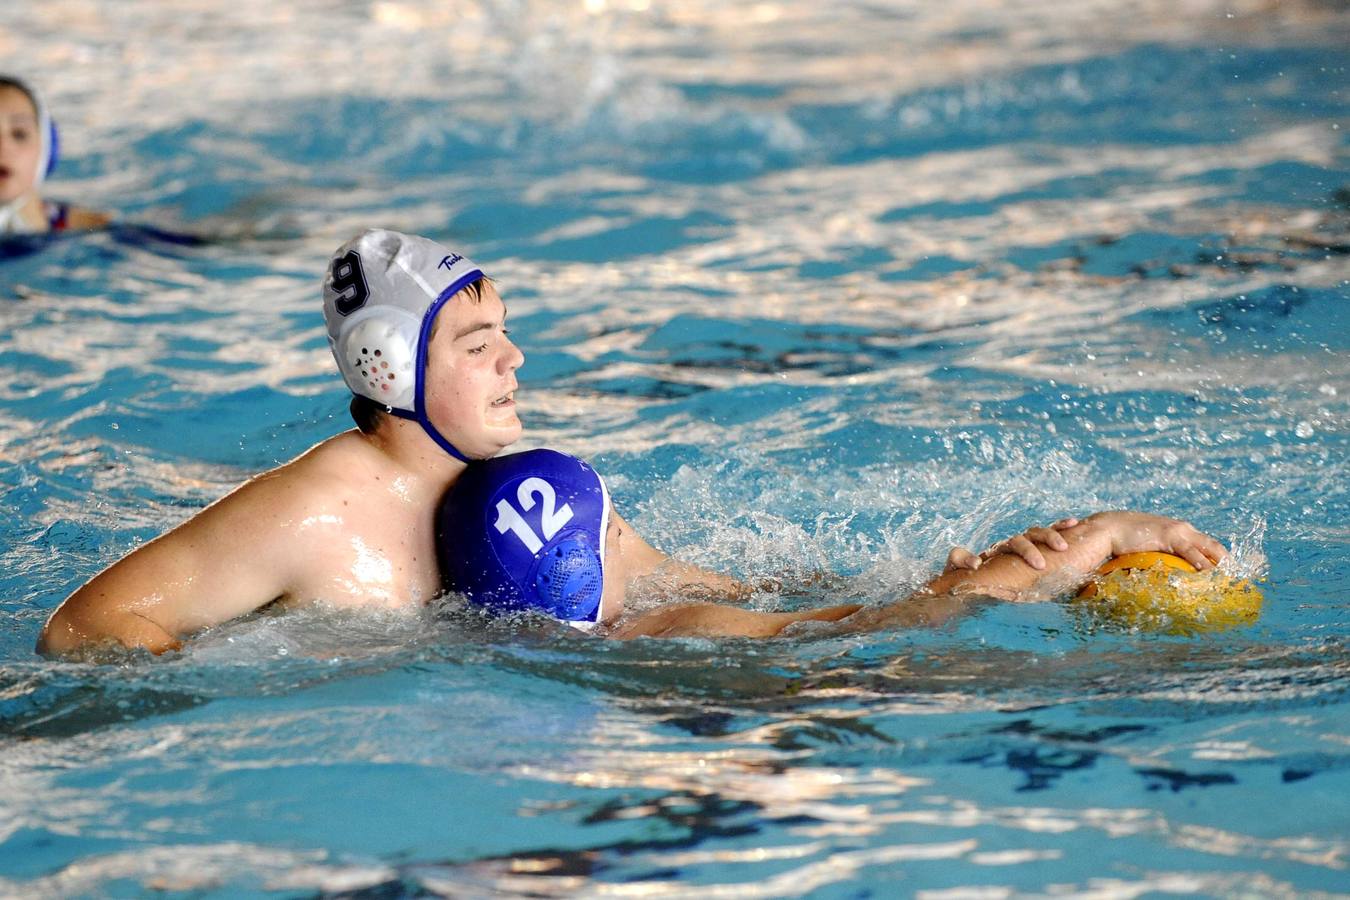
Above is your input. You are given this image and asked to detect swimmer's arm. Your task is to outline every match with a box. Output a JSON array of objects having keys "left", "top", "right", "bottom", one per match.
[
  {"left": 609, "top": 519, "right": 1105, "bottom": 638},
  {"left": 610, "top": 602, "right": 863, "bottom": 640},
  {"left": 37, "top": 599, "right": 184, "bottom": 657},
  {"left": 607, "top": 512, "right": 1225, "bottom": 639},
  {"left": 931, "top": 510, "right": 1225, "bottom": 595},
  {"left": 610, "top": 509, "right": 758, "bottom": 602},
  {"left": 38, "top": 475, "right": 304, "bottom": 656},
  {"left": 840, "top": 511, "right": 1227, "bottom": 632},
  {"left": 64, "top": 206, "right": 113, "bottom": 230},
  {"left": 833, "top": 520, "right": 1115, "bottom": 633},
  {"left": 944, "top": 518, "right": 1081, "bottom": 572}
]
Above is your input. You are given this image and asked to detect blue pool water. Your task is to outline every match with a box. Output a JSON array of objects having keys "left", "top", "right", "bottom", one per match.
[{"left": 2, "top": 1, "right": 1348, "bottom": 895}]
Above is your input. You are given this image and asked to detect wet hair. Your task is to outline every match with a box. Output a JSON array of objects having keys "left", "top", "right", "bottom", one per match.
[
  {"left": 345, "top": 277, "right": 492, "bottom": 433},
  {"left": 349, "top": 393, "right": 385, "bottom": 433},
  {"left": 0, "top": 76, "right": 40, "bottom": 115}
]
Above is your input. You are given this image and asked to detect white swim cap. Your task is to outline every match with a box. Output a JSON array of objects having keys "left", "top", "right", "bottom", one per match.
[{"left": 323, "top": 228, "right": 485, "bottom": 461}]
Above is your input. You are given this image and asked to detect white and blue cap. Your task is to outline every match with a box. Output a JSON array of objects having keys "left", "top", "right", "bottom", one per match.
[
  {"left": 438, "top": 449, "right": 610, "bottom": 628},
  {"left": 322, "top": 228, "right": 484, "bottom": 461}
]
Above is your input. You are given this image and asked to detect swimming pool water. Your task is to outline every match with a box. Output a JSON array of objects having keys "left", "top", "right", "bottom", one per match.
[{"left": 2, "top": 1, "right": 1348, "bottom": 895}]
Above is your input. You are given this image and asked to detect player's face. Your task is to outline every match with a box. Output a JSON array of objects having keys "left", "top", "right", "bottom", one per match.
[
  {"left": 422, "top": 282, "right": 525, "bottom": 460},
  {"left": 0, "top": 87, "right": 41, "bottom": 204}
]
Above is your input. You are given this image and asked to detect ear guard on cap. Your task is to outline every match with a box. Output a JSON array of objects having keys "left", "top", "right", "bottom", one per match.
[
  {"left": 529, "top": 531, "right": 605, "bottom": 621},
  {"left": 438, "top": 449, "right": 609, "bottom": 628},
  {"left": 335, "top": 307, "right": 420, "bottom": 410}
]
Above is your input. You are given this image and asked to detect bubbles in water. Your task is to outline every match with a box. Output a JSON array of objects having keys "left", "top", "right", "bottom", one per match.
[{"left": 1223, "top": 515, "right": 1268, "bottom": 581}]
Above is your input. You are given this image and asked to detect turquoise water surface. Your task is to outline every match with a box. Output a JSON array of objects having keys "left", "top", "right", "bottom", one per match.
[{"left": 2, "top": 1, "right": 1348, "bottom": 896}]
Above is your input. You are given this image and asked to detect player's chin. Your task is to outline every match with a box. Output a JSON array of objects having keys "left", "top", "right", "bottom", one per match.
[{"left": 482, "top": 415, "right": 523, "bottom": 451}]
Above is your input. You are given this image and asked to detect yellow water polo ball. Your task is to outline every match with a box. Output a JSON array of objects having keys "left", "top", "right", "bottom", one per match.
[{"left": 1074, "top": 551, "right": 1263, "bottom": 634}]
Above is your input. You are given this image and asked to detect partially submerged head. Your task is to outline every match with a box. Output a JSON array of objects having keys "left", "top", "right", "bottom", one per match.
[
  {"left": 323, "top": 229, "right": 524, "bottom": 461},
  {"left": 437, "top": 449, "right": 626, "bottom": 628},
  {"left": 0, "top": 75, "right": 57, "bottom": 207}
]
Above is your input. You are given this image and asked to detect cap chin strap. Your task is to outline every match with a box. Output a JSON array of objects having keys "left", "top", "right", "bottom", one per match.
[
  {"left": 387, "top": 268, "right": 484, "bottom": 464},
  {"left": 390, "top": 406, "right": 471, "bottom": 462}
]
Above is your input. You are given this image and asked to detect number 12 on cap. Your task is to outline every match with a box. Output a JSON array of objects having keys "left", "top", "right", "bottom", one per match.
[{"left": 494, "top": 478, "right": 574, "bottom": 554}]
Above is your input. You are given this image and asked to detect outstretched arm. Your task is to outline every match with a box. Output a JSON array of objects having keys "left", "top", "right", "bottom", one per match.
[
  {"left": 610, "top": 601, "right": 862, "bottom": 639},
  {"left": 64, "top": 206, "right": 113, "bottom": 230},
  {"left": 843, "top": 510, "right": 1226, "bottom": 631},
  {"left": 602, "top": 508, "right": 854, "bottom": 638},
  {"left": 610, "top": 511, "right": 1225, "bottom": 639},
  {"left": 604, "top": 508, "right": 761, "bottom": 605}
]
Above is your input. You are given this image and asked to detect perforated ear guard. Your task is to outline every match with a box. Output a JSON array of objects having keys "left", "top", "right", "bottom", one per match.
[
  {"left": 334, "top": 306, "right": 421, "bottom": 410},
  {"left": 528, "top": 531, "right": 605, "bottom": 622}
]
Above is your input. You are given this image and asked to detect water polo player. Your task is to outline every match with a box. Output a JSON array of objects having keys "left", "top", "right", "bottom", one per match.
[
  {"left": 40, "top": 229, "right": 743, "bottom": 653},
  {"left": 38, "top": 229, "right": 1227, "bottom": 655},
  {"left": 0, "top": 75, "right": 109, "bottom": 235},
  {"left": 40, "top": 229, "right": 527, "bottom": 655},
  {"left": 438, "top": 449, "right": 1233, "bottom": 640}
]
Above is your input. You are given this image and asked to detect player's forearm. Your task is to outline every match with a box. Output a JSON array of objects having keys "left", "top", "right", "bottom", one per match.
[
  {"left": 922, "top": 517, "right": 1115, "bottom": 598},
  {"left": 839, "top": 519, "right": 1116, "bottom": 633},
  {"left": 640, "top": 558, "right": 759, "bottom": 602},
  {"left": 37, "top": 604, "right": 183, "bottom": 657},
  {"left": 612, "top": 602, "right": 862, "bottom": 639}
]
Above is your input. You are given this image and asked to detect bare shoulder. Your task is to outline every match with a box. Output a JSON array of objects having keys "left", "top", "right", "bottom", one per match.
[
  {"left": 130, "top": 431, "right": 380, "bottom": 569},
  {"left": 223, "top": 431, "right": 379, "bottom": 514}
]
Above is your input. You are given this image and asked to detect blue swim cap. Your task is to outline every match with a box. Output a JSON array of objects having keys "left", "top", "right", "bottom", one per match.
[{"left": 438, "top": 449, "right": 610, "bottom": 627}]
